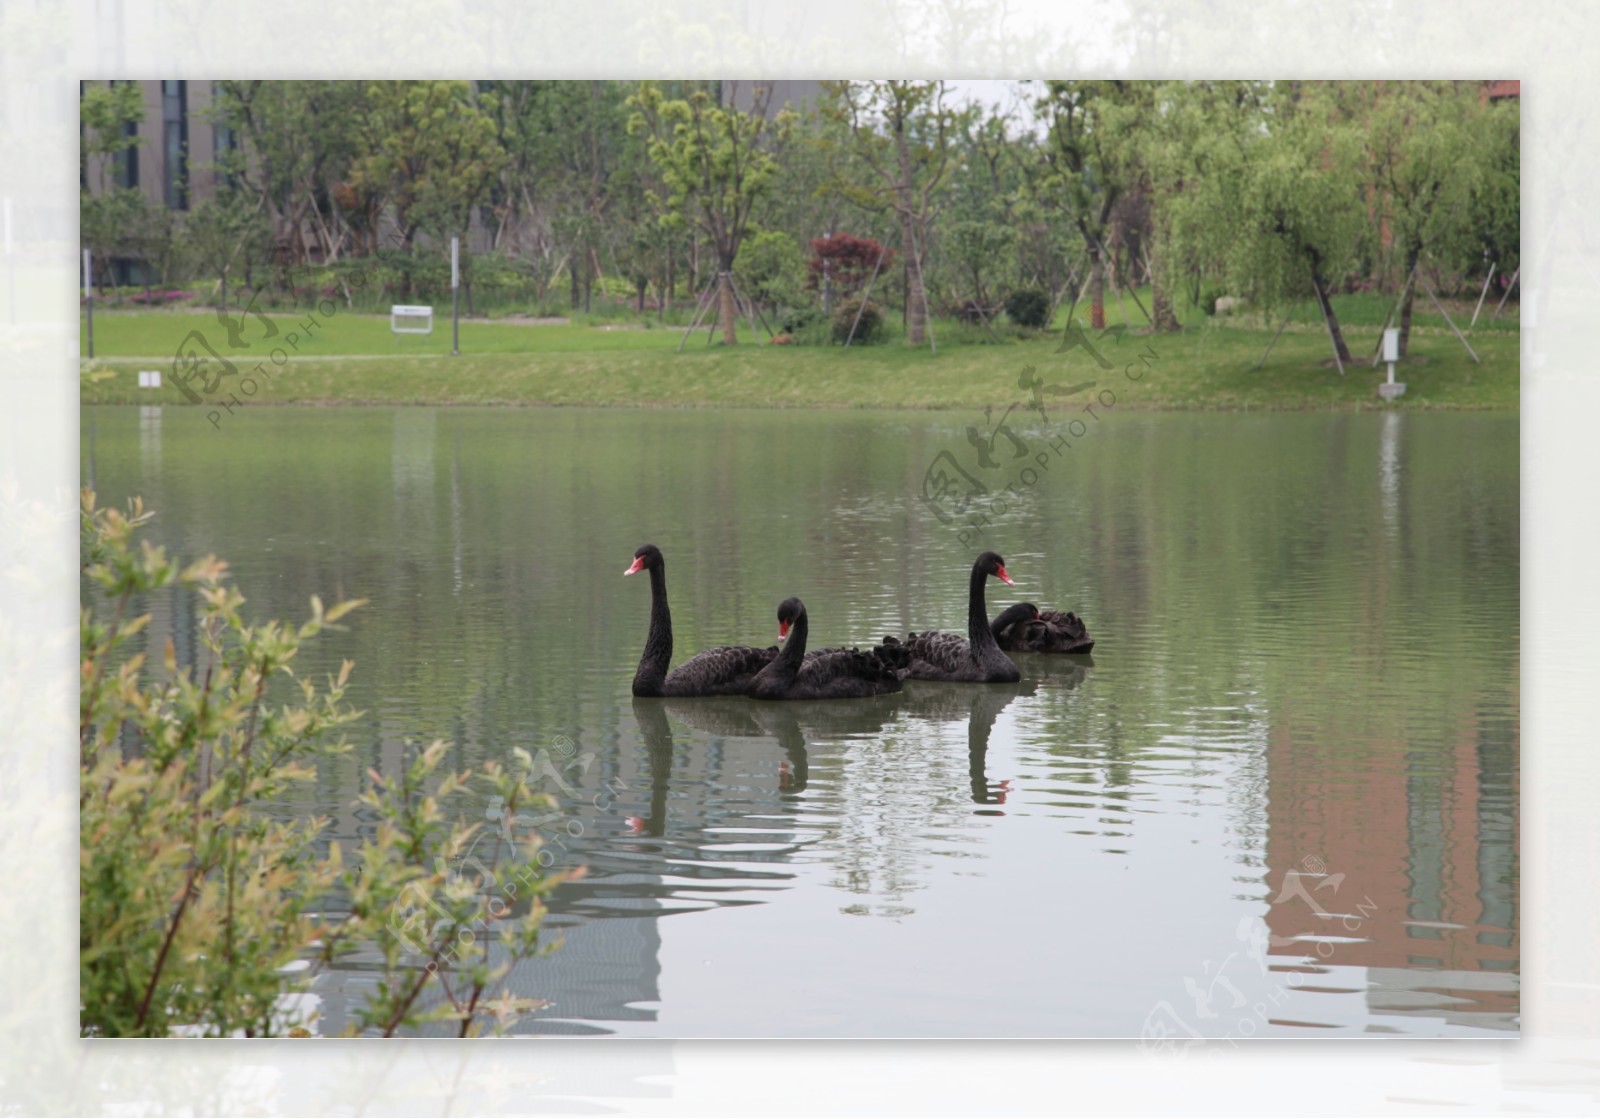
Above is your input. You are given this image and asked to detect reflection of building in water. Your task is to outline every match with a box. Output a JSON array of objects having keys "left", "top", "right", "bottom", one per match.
[{"left": 1262, "top": 708, "right": 1519, "bottom": 1031}]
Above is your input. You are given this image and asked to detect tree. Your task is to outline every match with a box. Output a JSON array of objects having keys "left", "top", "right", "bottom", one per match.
[
  {"left": 79, "top": 81, "right": 145, "bottom": 292},
  {"left": 628, "top": 82, "right": 784, "bottom": 345},
  {"left": 1470, "top": 96, "right": 1519, "bottom": 297},
  {"left": 350, "top": 81, "right": 505, "bottom": 250},
  {"left": 211, "top": 81, "right": 362, "bottom": 273},
  {"left": 1369, "top": 81, "right": 1491, "bottom": 355},
  {"left": 1135, "top": 81, "right": 1269, "bottom": 332},
  {"left": 806, "top": 232, "right": 893, "bottom": 302},
  {"left": 942, "top": 104, "right": 1029, "bottom": 310},
  {"left": 1032, "top": 80, "right": 1144, "bottom": 330},
  {"left": 480, "top": 81, "right": 637, "bottom": 312},
  {"left": 186, "top": 189, "right": 270, "bottom": 310},
  {"left": 735, "top": 230, "right": 805, "bottom": 314},
  {"left": 1172, "top": 81, "right": 1368, "bottom": 364},
  {"left": 825, "top": 81, "right": 957, "bottom": 347}
]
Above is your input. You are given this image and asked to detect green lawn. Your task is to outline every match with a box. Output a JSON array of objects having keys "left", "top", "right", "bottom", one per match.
[{"left": 79, "top": 295, "right": 1519, "bottom": 412}]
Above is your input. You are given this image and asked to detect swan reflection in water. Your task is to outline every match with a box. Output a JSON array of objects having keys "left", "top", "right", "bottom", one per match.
[
  {"left": 656, "top": 694, "right": 904, "bottom": 795},
  {"left": 627, "top": 654, "right": 1090, "bottom": 825}
]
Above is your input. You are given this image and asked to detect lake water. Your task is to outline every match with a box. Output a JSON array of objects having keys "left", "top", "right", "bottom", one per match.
[{"left": 81, "top": 405, "right": 1519, "bottom": 1038}]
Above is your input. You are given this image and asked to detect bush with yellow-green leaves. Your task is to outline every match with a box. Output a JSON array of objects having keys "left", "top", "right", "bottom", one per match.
[{"left": 79, "top": 490, "right": 575, "bottom": 1037}]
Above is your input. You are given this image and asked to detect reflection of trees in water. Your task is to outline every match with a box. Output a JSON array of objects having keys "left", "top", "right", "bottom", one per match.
[
  {"left": 659, "top": 689, "right": 1047, "bottom": 917},
  {"left": 825, "top": 684, "right": 1033, "bottom": 915}
]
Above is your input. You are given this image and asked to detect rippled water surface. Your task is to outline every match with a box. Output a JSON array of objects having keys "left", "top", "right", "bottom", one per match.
[{"left": 82, "top": 405, "right": 1519, "bottom": 1037}]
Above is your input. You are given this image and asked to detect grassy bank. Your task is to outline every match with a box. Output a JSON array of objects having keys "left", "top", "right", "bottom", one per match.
[{"left": 79, "top": 300, "right": 1519, "bottom": 412}]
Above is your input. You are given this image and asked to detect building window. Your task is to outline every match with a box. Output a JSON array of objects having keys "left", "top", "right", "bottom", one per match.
[
  {"left": 162, "top": 80, "right": 188, "bottom": 209},
  {"left": 111, "top": 80, "right": 139, "bottom": 190},
  {"left": 213, "top": 82, "right": 237, "bottom": 191}
]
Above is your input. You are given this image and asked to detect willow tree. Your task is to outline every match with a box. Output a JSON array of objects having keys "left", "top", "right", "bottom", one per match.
[
  {"left": 1033, "top": 80, "right": 1144, "bottom": 330},
  {"left": 824, "top": 80, "right": 956, "bottom": 347},
  {"left": 1368, "top": 81, "right": 1489, "bottom": 356},
  {"left": 628, "top": 82, "right": 782, "bottom": 345},
  {"left": 1173, "top": 81, "right": 1368, "bottom": 364},
  {"left": 1138, "top": 81, "right": 1270, "bottom": 330}
]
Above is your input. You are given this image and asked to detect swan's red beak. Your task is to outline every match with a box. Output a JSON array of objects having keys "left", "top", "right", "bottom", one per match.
[
  {"left": 778, "top": 620, "right": 791, "bottom": 640},
  {"left": 996, "top": 564, "right": 1015, "bottom": 586},
  {"left": 624, "top": 556, "right": 645, "bottom": 576}
]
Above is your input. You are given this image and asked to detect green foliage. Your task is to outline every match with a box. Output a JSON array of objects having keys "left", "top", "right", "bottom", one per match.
[
  {"left": 185, "top": 191, "right": 271, "bottom": 307},
  {"left": 1031, "top": 81, "right": 1145, "bottom": 253},
  {"left": 351, "top": 81, "right": 506, "bottom": 244},
  {"left": 1369, "top": 81, "right": 1491, "bottom": 276},
  {"left": 822, "top": 81, "right": 958, "bottom": 344},
  {"left": 1003, "top": 287, "right": 1050, "bottom": 328},
  {"left": 75, "top": 79, "right": 1517, "bottom": 360},
  {"left": 79, "top": 81, "right": 145, "bottom": 194},
  {"left": 944, "top": 218, "right": 1018, "bottom": 305},
  {"left": 627, "top": 82, "right": 784, "bottom": 269},
  {"left": 1171, "top": 84, "right": 1370, "bottom": 316},
  {"left": 832, "top": 294, "right": 885, "bottom": 344},
  {"left": 1471, "top": 100, "right": 1520, "bottom": 280},
  {"left": 736, "top": 229, "right": 806, "bottom": 308},
  {"left": 79, "top": 491, "right": 572, "bottom": 1036}
]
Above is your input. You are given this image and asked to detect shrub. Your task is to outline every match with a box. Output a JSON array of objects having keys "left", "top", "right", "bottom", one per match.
[
  {"left": 736, "top": 230, "right": 806, "bottom": 309},
  {"left": 952, "top": 299, "right": 998, "bottom": 325},
  {"left": 1004, "top": 288, "right": 1050, "bottom": 329},
  {"left": 832, "top": 295, "right": 886, "bottom": 344},
  {"left": 808, "top": 233, "right": 893, "bottom": 297},
  {"left": 79, "top": 490, "right": 573, "bottom": 1037}
]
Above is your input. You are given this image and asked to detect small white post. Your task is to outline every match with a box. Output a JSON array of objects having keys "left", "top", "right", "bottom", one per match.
[
  {"left": 1378, "top": 327, "right": 1405, "bottom": 400},
  {"left": 83, "top": 247, "right": 94, "bottom": 358},
  {"left": 451, "top": 236, "right": 460, "bottom": 356}
]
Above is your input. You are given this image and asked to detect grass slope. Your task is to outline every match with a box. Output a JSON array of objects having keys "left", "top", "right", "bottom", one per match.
[{"left": 79, "top": 294, "right": 1519, "bottom": 412}]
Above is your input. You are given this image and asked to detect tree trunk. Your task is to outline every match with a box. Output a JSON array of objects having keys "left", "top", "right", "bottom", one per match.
[
  {"left": 898, "top": 208, "right": 928, "bottom": 346},
  {"left": 893, "top": 125, "right": 927, "bottom": 347},
  {"left": 1308, "top": 251, "right": 1352, "bottom": 363},
  {"left": 569, "top": 261, "right": 580, "bottom": 311},
  {"left": 717, "top": 264, "right": 738, "bottom": 345},
  {"left": 1150, "top": 238, "right": 1180, "bottom": 333},
  {"left": 1397, "top": 244, "right": 1420, "bottom": 358},
  {"left": 1087, "top": 242, "right": 1106, "bottom": 330}
]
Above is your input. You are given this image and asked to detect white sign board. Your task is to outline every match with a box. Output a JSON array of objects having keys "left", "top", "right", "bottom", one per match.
[
  {"left": 391, "top": 304, "right": 434, "bottom": 334},
  {"left": 138, "top": 370, "right": 162, "bottom": 388},
  {"left": 1381, "top": 327, "right": 1400, "bottom": 363}
]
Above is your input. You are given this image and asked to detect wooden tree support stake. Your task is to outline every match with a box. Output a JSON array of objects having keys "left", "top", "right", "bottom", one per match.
[
  {"left": 844, "top": 248, "right": 887, "bottom": 348},
  {"left": 1253, "top": 313, "right": 1293, "bottom": 371},
  {"left": 1421, "top": 279, "right": 1481, "bottom": 364}
]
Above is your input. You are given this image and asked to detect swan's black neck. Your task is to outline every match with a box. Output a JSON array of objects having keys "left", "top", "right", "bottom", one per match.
[
  {"left": 990, "top": 602, "right": 1035, "bottom": 639},
  {"left": 967, "top": 561, "right": 1001, "bottom": 655},
  {"left": 768, "top": 606, "right": 809, "bottom": 681},
  {"left": 633, "top": 562, "right": 674, "bottom": 697}
]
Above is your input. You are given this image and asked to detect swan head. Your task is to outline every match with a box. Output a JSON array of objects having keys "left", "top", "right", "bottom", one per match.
[
  {"left": 977, "top": 551, "right": 1015, "bottom": 586},
  {"left": 775, "top": 596, "right": 805, "bottom": 640},
  {"left": 625, "top": 543, "right": 664, "bottom": 576}
]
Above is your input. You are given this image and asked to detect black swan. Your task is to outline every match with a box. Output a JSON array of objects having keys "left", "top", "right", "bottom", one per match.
[
  {"left": 748, "top": 597, "right": 909, "bottom": 700},
  {"left": 884, "top": 551, "right": 1022, "bottom": 683},
  {"left": 625, "top": 543, "right": 777, "bottom": 697},
  {"left": 991, "top": 602, "right": 1096, "bottom": 654}
]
